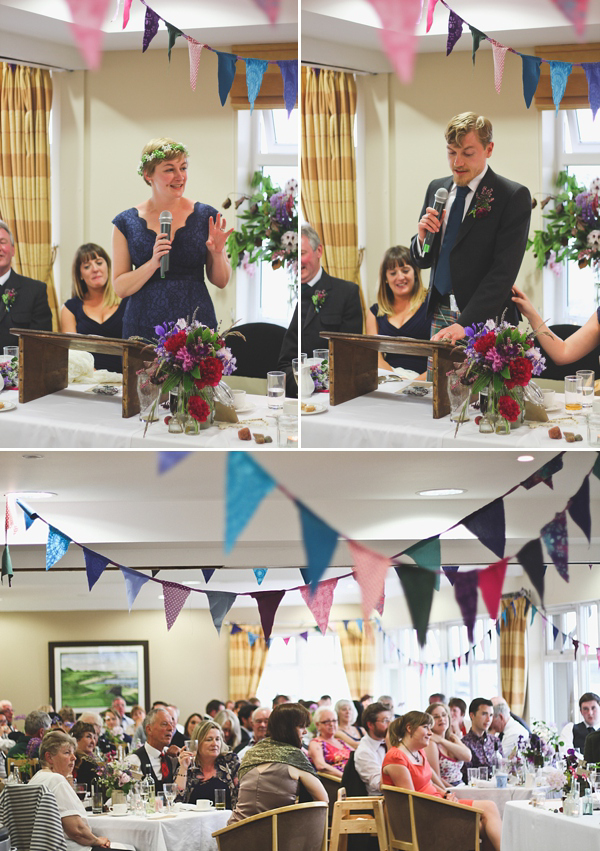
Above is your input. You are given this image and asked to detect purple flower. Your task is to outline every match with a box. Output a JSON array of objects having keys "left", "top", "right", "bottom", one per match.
[
  {"left": 575, "top": 191, "right": 597, "bottom": 224},
  {"left": 484, "top": 348, "right": 506, "bottom": 372},
  {"left": 270, "top": 192, "right": 293, "bottom": 226},
  {"left": 216, "top": 347, "right": 237, "bottom": 376}
]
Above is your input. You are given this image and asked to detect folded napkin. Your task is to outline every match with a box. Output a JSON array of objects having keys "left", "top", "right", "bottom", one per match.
[
  {"left": 172, "top": 802, "right": 198, "bottom": 812},
  {"left": 146, "top": 812, "right": 177, "bottom": 820},
  {"left": 68, "top": 350, "right": 123, "bottom": 384},
  {"left": 473, "top": 779, "right": 495, "bottom": 788}
]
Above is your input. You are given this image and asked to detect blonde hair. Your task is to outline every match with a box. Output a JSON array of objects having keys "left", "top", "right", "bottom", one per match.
[
  {"left": 39, "top": 730, "right": 76, "bottom": 766},
  {"left": 426, "top": 702, "right": 453, "bottom": 741},
  {"left": 140, "top": 137, "right": 187, "bottom": 186},
  {"left": 213, "top": 709, "right": 241, "bottom": 749},
  {"left": 445, "top": 112, "right": 493, "bottom": 149},
  {"left": 72, "top": 243, "right": 119, "bottom": 309},
  {"left": 375, "top": 245, "right": 426, "bottom": 317},
  {"left": 191, "top": 719, "right": 229, "bottom": 762}
]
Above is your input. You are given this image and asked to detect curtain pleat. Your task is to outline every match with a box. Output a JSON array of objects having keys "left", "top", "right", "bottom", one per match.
[
  {"left": 334, "top": 621, "right": 376, "bottom": 698},
  {"left": 500, "top": 597, "right": 528, "bottom": 716},
  {"left": 228, "top": 626, "right": 270, "bottom": 702}
]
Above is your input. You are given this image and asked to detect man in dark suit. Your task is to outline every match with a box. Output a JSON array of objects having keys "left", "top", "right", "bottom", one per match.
[
  {"left": 0, "top": 220, "right": 52, "bottom": 350},
  {"left": 125, "top": 707, "right": 177, "bottom": 792},
  {"left": 411, "top": 113, "right": 531, "bottom": 344},
  {"left": 560, "top": 691, "right": 600, "bottom": 754}
]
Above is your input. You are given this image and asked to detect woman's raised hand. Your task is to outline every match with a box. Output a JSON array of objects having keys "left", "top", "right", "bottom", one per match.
[
  {"left": 206, "top": 213, "right": 234, "bottom": 255},
  {"left": 152, "top": 231, "right": 172, "bottom": 270},
  {"left": 511, "top": 285, "right": 536, "bottom": 321},
  {"left": 178, "top": 747, "right": 193, "bottom": 770}
]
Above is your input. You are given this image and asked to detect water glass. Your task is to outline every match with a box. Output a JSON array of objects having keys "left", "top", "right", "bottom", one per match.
[
  {"left": 214, "top": 789, "right": 226, "bottom": 810},
  {"left": 467, "top": 768, "right": 479, "bottom": 786},
  {"left": 478, "top": 767, "right": 488, "bottom": 782},
  {"left": 577, "top": 369, "right": 595, "bottom": 407},
  {"left": 266, "top": 371, "right": 286, "bottom": 410},
  {"left": 91, "top": 789, "right": 103, "bottom": 814},
  {"left": 163, "top": 782, "right": 177, "bottom": 813},
  {"left": 3, "top": 346, "right": 18, "bottom": 362},
  {"left": 292, "top": 359, "right": 300, "bottom": 385},
  {"left": 155, "top": 792, "right": 166, "bottom": 812},
  {"left": 185, "top": 739, "right": 198, "bottom": 753},
  {"left": 313, "top": 348, "right": 329, "bottom": 362},
  {"left": 137, "top": 374, "right": 160, "bottom": 422},
  {"left": 277, "top": 415, "right": 298, "bottom": 448},
  {"left": 564, "top": 375, "right": 583, "bottom": 411}
]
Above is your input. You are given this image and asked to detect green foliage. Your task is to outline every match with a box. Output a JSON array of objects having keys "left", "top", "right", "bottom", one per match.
[{"left": 527, "top": 171, "right": 589, "bottom": 270}]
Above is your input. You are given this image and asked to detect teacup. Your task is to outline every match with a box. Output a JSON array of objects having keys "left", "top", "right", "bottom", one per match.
[
  {"left": 196, "top": 799, "right": 214, "bottom": 810},
  {"left": 542, "top": 389, "right": 556, "bottom": 409},
  {"left": 111, "top": 803, "right": 128, "bottom": 815},
  {"left": 231, "top": 389, "right": 246, "bottom": 410}
]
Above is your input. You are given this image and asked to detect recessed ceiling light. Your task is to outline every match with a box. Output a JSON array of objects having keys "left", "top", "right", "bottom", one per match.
[
  {"left": 21, "top": 454, "right": 44, "bottom": 460},
  {"left": 6, "top": 491, "right": 57, "bottom": 499},
  {"left": 417, "top": 488, "right": 466, "bottom": 497},
  {"left": 517, "top": 455, "right": 535, "bottom": 462}
]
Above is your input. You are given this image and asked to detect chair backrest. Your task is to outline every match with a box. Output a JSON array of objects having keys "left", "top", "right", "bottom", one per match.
[
  {"left": 0, "top": 784, "right": 67, "bottom": 851},
  {"left": 226, "top": 322, "right": 287, "bottom": 378},
  {"left": 341, "top": 750, "right": 369, "bottom": 797},
  {"left": 316, "top": 771, "right": 341, "bottom": 824},
  {"left": 543, "top": 324, "right": 600, "bottom": 380},
  {"left": 213, "top": 800, "right": 328, "bottom": 851},
  {"left": 6, "top": 759, "right": 39, "bottom": 782},
  {"left": 382, "top": 785, "right": 481, "bottom": 851}
]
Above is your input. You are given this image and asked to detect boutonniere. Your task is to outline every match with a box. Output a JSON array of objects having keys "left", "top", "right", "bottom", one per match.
[
  {"left": 311, "top": 289, "right": 327, "bottom": 312},
  {"left": 469, "top": 187, "right": 494, "bottom": 219},
  {"left": 1, "top": 288, "right": 16, "bottom": 311}
]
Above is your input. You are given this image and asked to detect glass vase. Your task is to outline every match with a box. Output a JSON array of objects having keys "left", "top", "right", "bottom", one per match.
[
  {"left": 447, "top": 370, "right": 470, "bottom": 423},
  {"left": 175, "top": 384, "right": 215, "bottom": 435},
  {"left": 485, "top": 385, "right": 525, "bottom": 435}
]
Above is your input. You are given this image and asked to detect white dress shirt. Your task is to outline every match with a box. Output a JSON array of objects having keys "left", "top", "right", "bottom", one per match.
[
  {"left": 417, "top": 164, "right": 489, "bottom": 254},
  {"left": 353, "top": 734, "right": 387, "bottom": 795},
  {"left": 500, "top": 716, "right": 530, "bottom": 757},
  {"left": 125, "top": 741, "right": 163, "bottom": 777},
  {"left": 559, "top": 721, "right": 598, "bottom": 754},
  {"left": 303, "top": 266, "right": 323, "bottom": 290},
  {"left": 0, "top": 269, "right": 12, "bottom": 288}
]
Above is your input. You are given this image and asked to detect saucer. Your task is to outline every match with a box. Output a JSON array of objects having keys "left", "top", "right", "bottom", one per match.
[
  {"left": 0, "top": 401, "right": 16, "bottom": 412},
  {"left": 234, "top": 404, "right": 255, "bottom": 415},
  {"left": 543, "top": 404, "right": 562, "bottom": 413},
  {"left": 301, "top": 403, "right": 327, "bottom": 416},
  {"left": 109, "top": 812, "right": 129, "bottom": 817}
]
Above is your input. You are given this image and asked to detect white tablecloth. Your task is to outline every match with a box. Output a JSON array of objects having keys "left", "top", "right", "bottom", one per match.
[
  {"left": 90, "top": 809, "right": 230, "bottom": 851},
  {"left": 0, "top": 386, "right": 294, "bottom": 448},
  {"left": 301, "top": 389, "right": 593, "bottom": 448},
  {"left": 501, "top": 799, "right": 600, "bottom": 851},
  {"left": 454, "top": 784, "right": 542, "bottom": 817}
]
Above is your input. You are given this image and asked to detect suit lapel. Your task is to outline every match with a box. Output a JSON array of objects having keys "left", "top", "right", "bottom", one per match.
[
  {"left": 454, "top": 168, "right": 496, "bottom": 250},
  {"left": 302, "top": 270, "right": 331, "bottom": 330},
  {"left": 0, "top": 271, "right": 19, "bottom": 324}
]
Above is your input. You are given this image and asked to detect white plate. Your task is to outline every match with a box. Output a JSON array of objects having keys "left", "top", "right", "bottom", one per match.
[
  {"left": 544, "top": 404, "right": 563, "bottom": 413},
  {"left": 0, "top": 401, "right": 16, "bottom": 412},
  {"left": 233, "top": 404, "right": 255, "bottom": 414},
  {"left": 301, "top": 403, "right": 327, "bottom": 416},
  {"left": 109, "top": 812, "right": 129, "bottom": 817}
]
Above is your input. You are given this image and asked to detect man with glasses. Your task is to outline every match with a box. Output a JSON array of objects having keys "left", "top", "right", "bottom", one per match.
[{"left": 354, "top": 702, "right": 393, "bottom": 795}]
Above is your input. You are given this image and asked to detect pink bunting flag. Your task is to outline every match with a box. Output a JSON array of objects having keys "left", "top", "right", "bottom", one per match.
[
  {"left": 364, "top": 0, "right": 423, "bottom": 83},
  {"left": 349, "top": 540, "right": 391, "bottom": 619},
  {"left": 551, "top": 0, "right": 590, "bottom": 37},
  {"left": 186, "top": 37, "right": 204, "bottom": 91},
  {"left": 65, "top": 0, "right": 113, "bottom": 69},
  {"left": 122, "top": 0, "right": 133, "bottom": 28},
  {"left": 252, "top": 0, "right": 281, "bottom": 25},
  {"left": 491, "top": 41, "right": 508, "bottom": 94},
  {"left": 426, "top": 0, "right": 440, "bottom": 32},
  {"left": 478, "top": 558, "right": 508, "bottom": 620},
  {"left": 162, "top": 581, "right": 191, "bottom": 631},
  {"left": 300, "top": 578, "right": 338, "bottom": 635},
  {"left": 283, "top": 636, "right": 291, "bottom": 645},
  {"left": 5, "top": 497, "right": 16, "bottom": 535}
]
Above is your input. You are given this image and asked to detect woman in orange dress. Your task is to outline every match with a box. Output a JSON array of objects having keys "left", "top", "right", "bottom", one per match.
[{"left": 382, "top": 711, "right": 502, "bottom": 851}]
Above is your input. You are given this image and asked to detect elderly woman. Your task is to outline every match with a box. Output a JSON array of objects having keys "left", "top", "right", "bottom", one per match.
[
  {"left": 229, "top": 702, "right": 328, "bottom": 824},
  {"left": 382, "top": 712, "right": 502, "bottom": 851},
  {"left": 307, "top": 707, "right": 352, "bottom": 778},
  {"left": 334, "top": 699, "right": 365, "bottom": 749},
  {"left": 175, "top": 720, "right": 239, "bottom": 809},
  {"left": 28, "top": 730, "right": 112, "bottom": 850},
  {"left": 71, "top": 722, "right": 101, "bottom": 788},
  {"left": 102, "top": 709, "right": 131, "bottom": 748},
  {"left": 213, "top": 709, "right": 242, "bottom": 751},
  {"left": 425, "top": 703, "right": 472, "bottom": 787}
]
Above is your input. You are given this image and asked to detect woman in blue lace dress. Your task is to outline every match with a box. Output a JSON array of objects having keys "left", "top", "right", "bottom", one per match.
[{"left": 112, "top": 137, "right": 232, "bottom": 341}]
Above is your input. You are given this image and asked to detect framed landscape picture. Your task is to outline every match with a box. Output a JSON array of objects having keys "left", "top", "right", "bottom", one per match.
[{"left": 49, "top": 641, "right": 150, "bottom": 712}]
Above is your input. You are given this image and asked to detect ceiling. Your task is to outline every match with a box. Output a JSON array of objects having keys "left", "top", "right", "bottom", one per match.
[{"left": 1, "top": 450, "right": 598, "bottom": 614}]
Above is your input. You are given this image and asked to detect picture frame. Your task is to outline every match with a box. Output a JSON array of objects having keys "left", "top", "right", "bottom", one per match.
[{"left": 49, "top": 641, "right": 150, "bottom": 713}]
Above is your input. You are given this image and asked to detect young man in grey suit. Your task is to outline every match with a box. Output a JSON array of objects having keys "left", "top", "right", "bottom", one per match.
[
  {"left": 411, "top": 112, "right": 531, "bottom": 344},
  {"left": 0, "top": 220, "right": 53, "bottom": 350}
]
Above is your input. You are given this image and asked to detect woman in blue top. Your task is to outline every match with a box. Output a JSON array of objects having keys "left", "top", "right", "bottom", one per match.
[
  {"left": 365, "top": 245, "right": 432, "bottom": 376},
  {"left": 61, "top": 243, "right": 126, "bottom": 372},
  {"left": 112, "top": 137, "right": 232, "bottom": 342}
]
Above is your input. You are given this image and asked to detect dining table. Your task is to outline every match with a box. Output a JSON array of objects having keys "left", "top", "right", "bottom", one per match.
[
  {"left": 453, "top": 783, "right": 548, "bottom": 817},
  {"left": 89, "top": 807, "right": 230, "bottom": 851},
  {"left": 501, "top": 798, "right": 600, "bottom": 851},
  {"left": 0, "top": 384, "right": 295, "bottom": 448}
]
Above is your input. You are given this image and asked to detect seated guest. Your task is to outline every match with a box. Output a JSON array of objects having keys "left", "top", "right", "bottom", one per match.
[
  {"left": 272, "top": 695, "right": 291, "bottom": 708},
  {"left": 234, "top": 706, "right": 271, "bottom": 758},
  {"left": 377, "top": 695, "right": 399, "bottom": 718},
  {"left": 448, "top": 697, "right": 468, "bottom": 737},
  {"left": 28, "top": 730, "right": 112, "bottom": 850},
  {"left": 110, "top": 697, "right": 134, "bottom": 737},
  {"left": 183, "top": 712, "right": 203, "bottom": 741},
  {"left": 382, "top": 712, "right": 502, "bottom": 851},
  {"left": 130, "top": 705, "right": 146, "bottom": 736},
  {"left": 78, "top": 713, "right": 109, "bottom": 756},
  {"left": 165, "top": 705, "right": 185, "bottom": 748},
  {"left": 236, "top": 704, "right": 253, "bottom": 749},
  {"left": 461, "top": 698, "right": 503, "bottom": 782},
  {"left": 7, "top": 710, "right": 52, "bottom": 758},
  {"left": 334, "top": 699, "right": 365, "bottom": 749},
  {"left": 559, "top": 692, "right": 600, "bottom": 754},
  {"left": 490, "top": 701, "right": 529, "bottom": 757},
  {"left": 175, "top": 720, "right": 239, "bottom": 809},
  {"left": 71, "top": 721, "right": 101, "bottom": 788},
  {"left": 425, "top": 702, "right": 472, "bottom": 787},
  {"left": 61, "top": 243, "right": 127, "bottom": 372},
  {"left": 101, "top": 709, "right": 131, "bottom": 748},
  {"left": 228, "top": 702, "right": 328, "bottom": 823},
  {"left": 214, "top": 709, "right": 242, "bottom": 751},
  {"left": 353, "top": 701, "right": 393, "bottom": 795},
  {"left": 58, "top": 706, "right": 76, "bottom": 732},
  {"left": 365, "top": 246, "right": 432, "bottom": 375},
  {"left": 429, "top": 693, "right": 446, "bottom": 705},
  {"left": 307, "top": 707, "right": 352, "bottom": 777},
  {"left": 125, "top": 707, "right": 177, "bottom": 792},
  {"left": 491, "top": 696, "right": 530, "bottom": 734},
  {"left": 205, "top": 699, "right": 225, "bottom": 720}
]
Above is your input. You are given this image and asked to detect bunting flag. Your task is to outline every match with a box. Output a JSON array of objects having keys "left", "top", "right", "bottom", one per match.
[
  {"left": 453, "top": 570, "right": 479, "bottom": 643},
  {"left": 447, "top": 11, "right": 464, "bottom": 55},
  {"left": 462, "top": 498, "right": 506, "bottom": 559},
  {"left": 187, "top": 38, "right": 204, "bottom": 91},
  {"left": 492, "top": 42, "right": 508, "bottom": 93},
  {"left": 246, "top": 58, "right": 269, "bottom": 111},
  {"left": 550, "top": 60, "right": 573, "bottom": 110},
  {"left": 120, "top": 566, "right": 149, "bottom": 611},
  {"left": 521, "top": 452, "right": 565, "bottom": 490},
  {"left": 162, "top": 581, "right": 191, "bottom": 630},
  {"left": 230, "top": 623, "right": 243, "bottom": 635},
  {"left": 470, "top": 26, "right": 485, "bottom": 64},
  {"left": 541, "top": 511, "right": 569, "bottom": 581},
  {"left": 551, "top": 0, "right": 590, "bottom": 37},
  {"left": 122, "top": 0, "right": 133, "bottom": 28},
  {"left": 299, "top": 631, "right": 309, "bottom": 641},
  {"left": 111, "top": 0, "right": 122, "bottom": 22},
  {"left": 253, "top": 568, "right": 267, "bottom": 585},
  {"left": 166, "top": 23, "right": 184, "bottom": 61},
  {"left": 395, "top": 565, "right": 437, "bottom": 646},
  {"left": 299, "top": 577, "right": 338, "bottom": 634},
  {"left": 206, "top": 590, "right": 237, "bottom": 634},
  {"left": 277, "top": 60, "right": 298, "bottom": 117},
  {"left": 568, "top": 476, "right": 591, "bottom": 543},
  {"left": 403, "top": 536, "right": 441, "bottom": 590},
  {"left": 252, "top": 0, "right": 281, "bottom": 25},
  {"left": 375, "top": 586, "right": 385, "bottom": 616},
  {"left": 5, "top": 498, "right": 16, "bottom": 536},
  {"left": 594, "top": 453, "right": 600, "bottom": 480},
  {"left": 251, "top": 589, "right": 285, "bottom": 641},
  {"left": 83, "top": 547, "right": 110, "bottom": 591},
  {"left": 516, "top": 538, "right": 546, "bottom": 600},
  {"left": 478, "top": 558, "right": 508, "bottom": 620},
  {"left": 297, "top": 502, "right": 338, "bottom": 592},
  {"left": 224, "top": 454, "right": 275, "bottom": 554},
  {"left": 365, "top": 0, "right": 423, "bottom": 83},
  {"left": 16, "top": 500, "right": 38, "bottom": 531},
  {"left": 216, "top": 51, "right": 238, "bottom": 106},
  {"left": 573, "top": 638, "right": 580, "bottom": 659},
  {"left": 248, "top": 632, "right": 258, "bottom": 647},
  {"left": 202, "top": 568, "right": 215, "bottom": 584},
  {"left": 349, "top": 540, "right": 390, "bottom": 619},
  {"left": 143, "top": 5, "right": 160, "bottom": 52},
  {"left": 521, "top": 55, "right": 543, "bottom": 108},
  {"left": 1, "top": 546, "right": 13, "bottom": 586},
  {"left": 442, "top": 565, "right": 459, "bottom": 586},
  {"left": 582, "top": 63, "right": 600, "bottom": 117},
  {"left": 151, "top": 569, "right": 160, "bottom": 578},
  {"left": 426, "top": 0, "right": 440, "bottom": 32},
  {"left": 46, "top": 526, "right": 71, "bottom": 570},
  {"left": 65, "top": 0, "right": 112, "bottom": 69},
  {"left": 157, "top": 452, "right": 192, "bottom": 474}
]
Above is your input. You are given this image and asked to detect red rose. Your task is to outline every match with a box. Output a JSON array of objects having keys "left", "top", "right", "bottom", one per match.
[
  {"left": 498, "top": 395, "right": 521, "bottom": 422},
  {"left": 188, "top": 395, "right": 211, "bottom": 422},
  {"left": 164, "top": 330, "right": 187, "bottom": 354},
  {"left": 474, "top": 332, "right": 497, "bottom": 355},
  {"left": 504, "top": 356, "right": 533, "bottom": 389},
  {"left": 200, "top": 356, "right": 224, "bottom": 387}
]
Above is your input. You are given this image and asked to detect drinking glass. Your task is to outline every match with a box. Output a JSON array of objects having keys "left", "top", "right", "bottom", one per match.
[
  {"left": 137, "top": 375, "right": 161, "bottom": 422},
  {"left": 214, "top": 789, "right": 226, "bottom": 810},
  {"left": 266, "top": 371, "right": 286, "bottom": 410},
  {"left": 185, "top": 739, "right": 198, "bottom": 753},
  {"left": 313, "top": 348, "right": 329, "bottom": 362},
  {"left": 576, "top": 370, "right": 595, "bottom": 407},
  {"left": 467, "top": 768, "right": 478, "bottom": 786},
  {"left": 277, "top": 415, "right": 298, "bottom": 448},
  {"left": 300, "top": 353, "right": 307, "bottom": 362},
  {"left": 478, "top": 767, "right": 488, "bottom": 782},
  {"left": 292, "top": 358, "right": 300, "bottom": 384},
  {"left": 564, "top": 375, "right": 583, "bottom": 411},
  {"left": 3, "top": 346, "right": 18, "bottom": 362},
  {"left": 91, "top": 789, "right": 103, "bottom": 814},
  {"left": 163, "top": 783, "right": 177, "bottom": 813},
  {"left": 74, "top": 783, "right": 87, "bottom": 802},
  {"left": 155, "top": 792, "right": 166, "bottom": 812}
]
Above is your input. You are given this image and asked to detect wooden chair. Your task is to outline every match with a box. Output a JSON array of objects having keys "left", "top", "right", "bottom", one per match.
[
  {"left": 212, "top": 801, "right": 328, "bottom": 851},
  {"left": 382, "top": 785, "right": 482, "bottom": 851},
  {"left": 5, "top": 758, "right": 39, "bottom": 782},
  {"left": 317, "top": 771, "right": 342, "bottom": 824},
  {"left": 329, "top": 788, "right": 388, "bottom": 851}
]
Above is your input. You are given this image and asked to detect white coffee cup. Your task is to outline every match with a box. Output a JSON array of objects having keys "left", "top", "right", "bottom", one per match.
[
  {"left": 111, "top": 803, "right": 128, "bottom": 815},
  {"left": 196, "top": 799, "right": 214, "bottom": 810},
  {"left": 231, "top": 389, "right": 246, "bottom": 410},
  {"left": 542, "top": 389, "right": 555, "bottom": 409},
  {"left": 282, "top": 399, "right": 298, "bottom": 416}
]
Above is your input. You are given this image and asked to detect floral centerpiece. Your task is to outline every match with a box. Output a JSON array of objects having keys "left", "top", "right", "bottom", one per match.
[
  {"left": 223, "top": 171, "right": 298, "bottom": 302},
  {"left": 0, "top": 356, "right": 18, "bottom": 389},
  {"left": 451, "top": 318, "right": 546, "bottom": 434},
  {"left": 524, "top": 721, "right": 563, "bottom": 767},
  {"left": 95, "top": 758, "right": 135, "bottom": 798},
  {"left": 310, "top": 360, "right": 329, "bottom": 392}
]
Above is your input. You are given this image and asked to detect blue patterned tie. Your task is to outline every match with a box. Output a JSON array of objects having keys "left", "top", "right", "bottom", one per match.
[{"left": 433, "top": 184, "right": 470, "bottom": 296}]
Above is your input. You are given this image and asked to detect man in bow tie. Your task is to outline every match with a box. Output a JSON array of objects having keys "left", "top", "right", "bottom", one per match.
[
  {"left": 0, "top": 220, "right": 53, "bottom": 351},
  {"left": 126, "top": 707, "right": 177, "bottom": 791},
  {"left": 411, "top": 112, "right": 531, "bottom": 345}
]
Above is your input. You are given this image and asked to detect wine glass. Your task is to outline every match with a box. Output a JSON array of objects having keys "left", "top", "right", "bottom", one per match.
[
  {"left": 292, "top": 358, "right": 299, "bottom": 385},
  {"left": 163, "top": 782, "right": 177, "bottom": 813},
  {"left": 74, "top": 783, "right": 87, "bottom": 802}
]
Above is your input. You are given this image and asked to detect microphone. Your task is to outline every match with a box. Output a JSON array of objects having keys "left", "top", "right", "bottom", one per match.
[
  {"left": 422, "top": 187, "right": 448, "bottom": 254},
  {"left": 159, "top": 210, "right": 172, "bottom": 279}
]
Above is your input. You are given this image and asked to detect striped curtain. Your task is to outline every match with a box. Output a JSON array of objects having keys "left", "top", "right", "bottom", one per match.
[
  {"left": 228, "top": 626, "right": 270, "bottom": 702},
  {"left": 0, "top": 64, "right": 58, "bottom": 328},
  {"left": 301, "top": 66, "right": 364, "bottom": 315},
  {"left": 500, "top": 597, "right": 528, "bottom": 716},
  {"left": 334, "top": 621, "right": 376, "bottom": 698}
]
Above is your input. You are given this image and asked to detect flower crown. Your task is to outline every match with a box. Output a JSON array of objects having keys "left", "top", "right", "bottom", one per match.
[{"left": 137, "top": 143, "right": 189, "bottom": 177}]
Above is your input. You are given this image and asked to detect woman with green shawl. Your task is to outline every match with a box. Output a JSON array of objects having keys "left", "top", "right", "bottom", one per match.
[{"left": 228, "top": 702, "right": 328, "bottom": 823}]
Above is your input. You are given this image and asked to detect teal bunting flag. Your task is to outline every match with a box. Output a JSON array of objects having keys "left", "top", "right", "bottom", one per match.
[
  {"left": 530, "top": 604, "right": 537, "bottom": 625},
  {"left": 549, "top": 61, "right": 573, "bottom": 111},
  {"left": 216, "top": 51, "right": 238, "bottom": 106},
  {"left": 83, "top": 547, "right": 110, "bottom": 591},
  {"left": 157, "top": 452, "right": 191, "bottom": 474},
  {"left": 521, "top": 55, "right": 542, "bottom": 108},
  {"left": 297, "top": 501, "right": 338, "bottom": 593},
  {"left": 16, "top": 500, "right": 38, "bottom": 530},
  {"left": 356, "top": 619, "right": 363, "bottom": 632},
  {"left": 120, "top": 566, "right": 149, "bottom": 611},
  {"left": 394, "top": 565, "right": 437, "bottom": 646},
  {"left": 470, "top": 26, "right": 486, "bottom": 63},
  {"left": 402, "top": 536, "right": 441, "bottom": 591},
  {"left": 277, "top": 60, "right": 298, "bottom": 116},
  {"left": 206, "top": 591, "right": 237, "bottom": 634},
  {"left": 1, "top": 545, "right": 13, "bottom": 586},
  {"left": 593, "top": 452, "right": 600, "bottom": 480},
  {"left": 46, "top": 526, "right": 71, "bottom": 570},
  {"left": 166, "top": 22, "right": 183, "bottom": 61},
  {"left": 245, "top": 58, "right": 269, "bottom": 111},
  {"left": 225, "top": 454, "right": 276, "bottom": 554},
  {"left": 253, "top": 568, "right": 267, "bottom": 585},
  {"left": 248, "top": 632, "right": 258, "bottom": 647}
]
